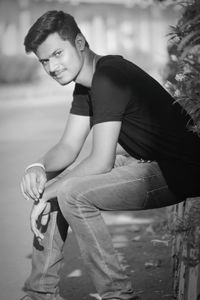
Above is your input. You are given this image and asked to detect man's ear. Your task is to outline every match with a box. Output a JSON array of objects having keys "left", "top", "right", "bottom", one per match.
[{"left": 75, "top": 34, "right": 86, "bottom": 51}]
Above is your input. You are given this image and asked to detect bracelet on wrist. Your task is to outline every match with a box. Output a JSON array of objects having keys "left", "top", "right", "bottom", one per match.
[{"left": 25, "top": 163, "right": 45, "bottom": 173}]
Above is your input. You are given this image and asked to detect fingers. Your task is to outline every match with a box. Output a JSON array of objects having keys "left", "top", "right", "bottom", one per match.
[
  {"left": 43, "top": 202, "right": 51, "bottom": 214},
  {"left": 21, "top": 168, "right": 47, "bottom": 201},
  {"left": 30, "top": 172, "right": 41, "bottom": 199},
  {"left": 31, "top": 215, "right": 44, "bottom": 240},
  {"left": 25, "top": 172, "right": 39, "bottom": 199},
  {"left": 21, "top": 173, "right": 37, "bottom": 200},
  {"left": 37, "top": 174, "right": 47, "bottom": 195},
  {"left": 41, "top": 202, "right": 51, "bottom": 226},
  {"left": 20, "top": 181, "right": 31, "bottom": 201},
  {"left": 30, "top": 201, "right": 47, "bottom": 240}
]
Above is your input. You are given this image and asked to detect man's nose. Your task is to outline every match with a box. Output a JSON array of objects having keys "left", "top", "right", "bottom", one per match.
[{"left": 49, "top": 58, "right": 59, "bottom": 74}]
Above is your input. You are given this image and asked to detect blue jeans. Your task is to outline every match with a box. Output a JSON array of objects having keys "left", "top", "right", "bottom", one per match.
[{"left": 24, "top": 155, "right": 181, "bottom": 300}]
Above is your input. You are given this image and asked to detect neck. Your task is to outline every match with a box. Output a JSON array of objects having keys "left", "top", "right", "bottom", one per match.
[{"left": 75, "top": 49, "right": 101, "bottom": 87}]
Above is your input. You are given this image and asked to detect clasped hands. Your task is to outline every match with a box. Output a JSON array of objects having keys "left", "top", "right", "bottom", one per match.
[{"left": 20, "top": 166, "right": 50, "bottom": 240}]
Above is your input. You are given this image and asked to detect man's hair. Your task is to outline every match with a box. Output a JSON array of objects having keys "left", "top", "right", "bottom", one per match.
[{"left": 24, "top": 10, "right": 89, "bottom": 53}]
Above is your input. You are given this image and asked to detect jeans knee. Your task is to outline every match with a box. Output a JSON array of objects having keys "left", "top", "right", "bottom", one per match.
[
  {"left": 57, "top": 177, "right": 98, "bottom": 220},
  {"left": 57, "top": 178, "right": 79, "bottom": 207}
]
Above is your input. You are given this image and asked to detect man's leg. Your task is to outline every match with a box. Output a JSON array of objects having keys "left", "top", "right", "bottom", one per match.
[
  {"left": 57, "top": 155, "right": 182, "bottom": 300},
  {"left": 24, "top": 202, "right": 68, "bottom": 300},
  {"left": 23, "top": 172, "right": 69, "bottom": 300}
]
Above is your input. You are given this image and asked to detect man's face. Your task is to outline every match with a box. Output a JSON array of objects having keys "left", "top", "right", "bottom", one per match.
[{"left": 36, "top": 32, "right": 83, "bottom": 85}]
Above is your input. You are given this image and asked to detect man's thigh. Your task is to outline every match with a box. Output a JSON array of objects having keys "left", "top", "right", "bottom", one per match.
[{"left": 59, "top": 156, "right": 181, "bottom": 211}]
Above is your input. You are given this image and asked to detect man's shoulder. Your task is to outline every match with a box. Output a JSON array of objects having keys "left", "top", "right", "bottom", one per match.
[
  {"left": 94, "top": 55, "right": 146, "bottom": 84},
  {"left": 96, "top": 55, "right": 125, "bottom": 72},
  {"left": 93, "top": 55, "right": 130, "bottom": 87}
]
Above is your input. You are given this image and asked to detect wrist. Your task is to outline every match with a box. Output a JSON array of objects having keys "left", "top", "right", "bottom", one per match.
[
  {"left": 25, "top": 163, "right": 45, "bottom": 173},
  {"left": 40, "top": 189, "right": 49, "bottom": 203},
  {"left": 39, "top": 194, "right": 48, "bottom": 203}
]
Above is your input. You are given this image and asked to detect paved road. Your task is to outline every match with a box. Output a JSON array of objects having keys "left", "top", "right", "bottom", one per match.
[{"left": 0, "top": 84, "right": 172, "bottom": 300}]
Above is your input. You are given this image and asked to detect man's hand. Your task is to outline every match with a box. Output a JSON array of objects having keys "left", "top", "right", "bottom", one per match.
[
  {"left": 30, "top": 200, "right": 50, "bottom": 240},
  {"left": 20, "top": 166, "right": 47, "bottom": 201}
]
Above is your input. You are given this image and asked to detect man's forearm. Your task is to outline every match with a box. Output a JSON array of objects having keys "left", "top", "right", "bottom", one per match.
[{"left": 37, "top": 143, "right": 78, "bottom": 172}]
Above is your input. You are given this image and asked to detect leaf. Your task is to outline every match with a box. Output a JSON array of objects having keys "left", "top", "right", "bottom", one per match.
[
  {"left": 180, "top": 14, "right": 200, "bottom": 32},
  {"left": 178, "top": 31, "right": 199, "bottom": 52}
]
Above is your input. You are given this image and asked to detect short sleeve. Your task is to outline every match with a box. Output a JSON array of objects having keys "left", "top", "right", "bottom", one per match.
[
  {"left": 91, "top": 66, "right": 131, "bottom": 125},
  {"left": 70, "top": 83, "right": 93, "bottom": 116}
]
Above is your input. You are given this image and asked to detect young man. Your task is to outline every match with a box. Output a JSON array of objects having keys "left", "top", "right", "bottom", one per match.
[{"left": 20, "top": 10, "right": 200, "bottom": 300}]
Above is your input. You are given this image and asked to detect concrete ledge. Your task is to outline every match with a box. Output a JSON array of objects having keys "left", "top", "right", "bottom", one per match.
[{"left": 170, "top": 198, "right": 200, "bottom": 300}]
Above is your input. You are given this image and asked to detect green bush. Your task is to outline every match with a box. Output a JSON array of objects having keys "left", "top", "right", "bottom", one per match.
[{"left": 0, "top": 55, "right": 39, "bottom": 84}]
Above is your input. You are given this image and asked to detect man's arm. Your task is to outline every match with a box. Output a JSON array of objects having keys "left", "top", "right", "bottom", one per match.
[
  {"left": 42, "top": 121, "right": 121, "bottom": 201},
  {"left": 21, "top": 114, "right": 91, "bottom": 201},
  {"left": 31, "top": 120, "right": 122, "bottom": 239},
  {"left": 40, "top": 114, "right": 91, "bottom": 171}
]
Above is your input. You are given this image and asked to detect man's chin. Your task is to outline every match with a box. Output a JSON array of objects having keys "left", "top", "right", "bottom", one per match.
[
  {"left": 58, "top": 80, "right": 68, "bottom": 86},
  {"left": 54, "top": 77, "right": 71, "bottom": 86}
]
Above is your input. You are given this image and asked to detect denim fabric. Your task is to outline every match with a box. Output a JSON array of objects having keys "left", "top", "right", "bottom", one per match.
[
  {"left": 25, "top": 154, "right": 181, "bottom": 300},
  {"left": 24, "top": 202, "right": 68, "bottom": 300}
]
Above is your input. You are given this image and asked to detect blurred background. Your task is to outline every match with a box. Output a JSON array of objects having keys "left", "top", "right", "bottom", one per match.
[
  {"left": 0, "top": 1, "right": 181, "bottom": 300},
  {"left": 0, "top": 0, "right": 180, "bottom": 84}
]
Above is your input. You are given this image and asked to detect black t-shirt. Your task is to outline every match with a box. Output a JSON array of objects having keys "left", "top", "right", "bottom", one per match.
[{"left": 70, "top": 55, "right": 200, "bottom": 198}]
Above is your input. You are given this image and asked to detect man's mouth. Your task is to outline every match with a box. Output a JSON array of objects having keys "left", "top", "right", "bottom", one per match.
[{"left": 53, "top": 71, "right": 64, "bottom": 79}]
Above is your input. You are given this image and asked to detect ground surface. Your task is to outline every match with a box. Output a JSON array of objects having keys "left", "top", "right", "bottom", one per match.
[{"left": 0, "top": 81, "right": 174, "bottom": 300}]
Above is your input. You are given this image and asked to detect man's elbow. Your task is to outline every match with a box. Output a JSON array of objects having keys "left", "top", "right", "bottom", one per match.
[
  {"left": 92, "top": 157, "right": 115, "bottom": 174},
  {"left": 100, "top": 164, "right": 113, "bottom": 174}
]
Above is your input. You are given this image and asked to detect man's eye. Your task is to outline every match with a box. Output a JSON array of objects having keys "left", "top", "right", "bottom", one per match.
[
  {"left": 41, "top": 60, "right": 48, "bottom": 66},
  {"left": 55, "top": 51, "right": 62, "bottom": 57}
]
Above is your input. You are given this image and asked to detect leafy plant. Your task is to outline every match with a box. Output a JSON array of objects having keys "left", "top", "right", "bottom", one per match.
[{"left": 164, "top": 0, "right": 200, "bottom": 135}]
